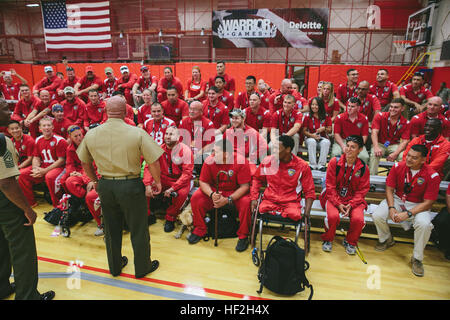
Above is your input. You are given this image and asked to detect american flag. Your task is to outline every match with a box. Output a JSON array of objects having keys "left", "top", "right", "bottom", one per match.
[{"left": 41, "top": 0, "right": 112, "bottom": 51}]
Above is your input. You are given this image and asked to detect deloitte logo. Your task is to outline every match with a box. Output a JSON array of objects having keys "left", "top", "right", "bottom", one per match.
[{"left": 217, "top": 19, "right": 277, "bottom": 39}]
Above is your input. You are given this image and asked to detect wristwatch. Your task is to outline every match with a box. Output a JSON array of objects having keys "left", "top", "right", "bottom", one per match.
[
  {"left": 407, "top": 210, "right": 413, "bottom": 218},
  {"left": 228, "top": 196, "right": 233, "bottom": 205}
]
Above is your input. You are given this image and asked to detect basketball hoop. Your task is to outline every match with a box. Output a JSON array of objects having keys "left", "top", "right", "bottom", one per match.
[{"left": 393, "top": 40, "right": 416, "bottom": 55}]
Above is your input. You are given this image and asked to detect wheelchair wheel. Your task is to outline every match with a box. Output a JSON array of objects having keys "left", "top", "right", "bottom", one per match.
[{"left": 252, "top": 247, "right": 260, "bottom": 267}]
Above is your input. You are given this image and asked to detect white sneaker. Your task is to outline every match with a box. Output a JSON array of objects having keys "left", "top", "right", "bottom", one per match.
[
  {"left": 322, "top": 241, "right": 332, "bottom": 252},
  {"left": 94, "top": 227, "right": 104, "bottom": 236}
]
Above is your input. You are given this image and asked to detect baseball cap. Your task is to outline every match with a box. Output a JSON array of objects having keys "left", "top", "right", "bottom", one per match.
[
  {"left": 104, "top": 67, "right": 114, "bottom": 74},
  {"left": 229, "top": 108, "right": 245, "bottom": 118},
  {"left": 52, "top": 104, "right": 63, "bottom": 112},
  {"left": 85, "top": 66, "right": 94, "bottom": 73},
  {"left": 44, "top": 66, "right": 54, "bottom": 73},
  {"left": 140, "top": 65, "right": 149, "bottom": 72},
  {"left": 66, "top": 66, "right": 74, "bottom": 71},
  {"left": 64, "top": 86, "right": 75, "bottom": 94},
  {"left": 120, "top": 65, "right": 129, "bottom": 74}
]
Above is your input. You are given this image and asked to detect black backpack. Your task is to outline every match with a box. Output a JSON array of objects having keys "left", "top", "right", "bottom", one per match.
[
  {"left": 257, "top": 235, "right": 313, "bottom": 299},
  {"left": 205, "top": 204, "right": 239, "bottom": 239}
]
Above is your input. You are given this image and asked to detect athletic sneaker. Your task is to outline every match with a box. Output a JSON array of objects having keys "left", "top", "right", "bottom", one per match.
[
  {"left": 164, "top": 220, "right": 175, "bottom": 233},
  {"left": 322, "top": 241, "right": 332, "bottom": 252},
  {"left": 235, "top": 238, "right": 249, "bottom": 252},
  {"left": 343, "top": 239, "right": 356, "bottom": 255},
  {"left": 94, "top": 227, "right": 104, "bottom": 236}
]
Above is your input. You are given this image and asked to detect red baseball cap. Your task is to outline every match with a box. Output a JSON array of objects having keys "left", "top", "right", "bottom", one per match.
[{"left": 85, "top": 66, "right": 94, "bottom": 73}]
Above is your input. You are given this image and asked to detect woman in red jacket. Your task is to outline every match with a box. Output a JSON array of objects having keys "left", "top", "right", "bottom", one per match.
[{"left": 320, "top": 135, "right": 370, "bottom": 255}]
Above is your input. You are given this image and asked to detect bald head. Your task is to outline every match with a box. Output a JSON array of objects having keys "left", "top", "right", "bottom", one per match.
[
  {"left": 281, "top": 79, "right": 292, "bottom": 93},
  {"left": 106, "top": 96, "right": 127, "bottom": 119}
]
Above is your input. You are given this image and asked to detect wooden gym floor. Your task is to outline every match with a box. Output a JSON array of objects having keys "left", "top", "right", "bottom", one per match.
[{"left": 6, "top": 199, "right": 450, "bottom": 300}]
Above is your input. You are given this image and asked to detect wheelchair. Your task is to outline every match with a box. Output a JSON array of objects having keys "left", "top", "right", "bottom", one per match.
[{"left": 250, "top": 192, "right": 311, "bottom": 267}]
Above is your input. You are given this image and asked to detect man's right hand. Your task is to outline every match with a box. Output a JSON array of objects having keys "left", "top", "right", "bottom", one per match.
[
  {"left": 389, "top": 207, "right": 398, "bottom": 221},
  {"left": 24, "top": 208, "right": 37, "bottom": 226},
  {"left": 374, "top": 145, "right": 383, "bottom": 157}
]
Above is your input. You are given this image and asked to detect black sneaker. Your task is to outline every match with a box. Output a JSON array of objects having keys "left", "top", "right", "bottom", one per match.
[
  {"left": 148, "top": 214, "right": 157, "bottom": 226},
  {"left": 164, "top": 220, "right": 175, "bottom": 233},
  {"left": 235, "top": 238, "right": 249, "bottom": 252},
  {"left": 187, "top": 233, "right": 202, "bottom": 245},
  {"left": 40, "top": 290, "right": 55, "bottom": 300}
]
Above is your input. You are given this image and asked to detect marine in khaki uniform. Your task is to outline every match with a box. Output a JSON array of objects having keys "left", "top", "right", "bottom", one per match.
[
  {"left": 0, "top": 98, "right": 55, "bottom": 300},
  {"left": 77, "top": 96, "right": 163, "bottom": 278}
]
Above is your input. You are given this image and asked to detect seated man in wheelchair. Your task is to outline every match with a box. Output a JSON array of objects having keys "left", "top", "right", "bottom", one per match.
[
  {"left": 188, "top": 138, "right": 252, "bottom": 252},
  {"left": 143, "top": 126, "right": 194, "bottom": 231},
  {"left": 250, "top": 134, "right": 315, "bottom": 222}
]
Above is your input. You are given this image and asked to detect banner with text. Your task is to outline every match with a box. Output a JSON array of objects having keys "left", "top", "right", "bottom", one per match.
[{"left": 212, "top": 8, "right": 328, "bottom": 48}]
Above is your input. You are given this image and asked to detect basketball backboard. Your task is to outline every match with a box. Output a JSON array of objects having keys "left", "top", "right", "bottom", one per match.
[{"left": 405, "top": 3, "right": 435, "bottom": 48}]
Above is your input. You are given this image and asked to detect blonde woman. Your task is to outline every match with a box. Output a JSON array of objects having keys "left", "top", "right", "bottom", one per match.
[
  {"left": 185, "top": 66, "right": 206, "bottom": 103},
  {"left": 320, "top": 81, "right": 340, "bottom": 122}
]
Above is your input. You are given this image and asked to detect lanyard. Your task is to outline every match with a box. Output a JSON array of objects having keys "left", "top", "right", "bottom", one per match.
[
  {"left": 281, "top": 110, "right": 294, "bottom": 133},
  {"left": 312, "top": 116, "right": 325, "bottom": 132},
  {"left": 402, "top": 168, "right": 421, "bottom": 202},
  {"left": 151, "top": 117, "right": 163, "bottom": 136},
  {"left": 341, "top": 162, "right": 356, "bottom": 188},
  {"left": 165, "top": 150, "right": 173, "bottom": 175},
  {"left": 386, "top": 116, "right": 401, "bottom": 140}
]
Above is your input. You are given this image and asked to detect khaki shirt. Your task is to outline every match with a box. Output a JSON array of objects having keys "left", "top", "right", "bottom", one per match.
[
  {"left": 0, "top": 136, "right": 19, "bottom": 180},
  {"left": 77, "top": 118, "right": 163, "bottom": 177},
  {"left": 0, "top": 136, "right": 20, "bottom": 211}
]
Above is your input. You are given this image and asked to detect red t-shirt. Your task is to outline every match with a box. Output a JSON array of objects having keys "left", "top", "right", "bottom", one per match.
[
  {"left": 137, "top": 75, "right": 158, "bottom": 91},
  {"left": 371, "top": 112, "right": 410, "bottom": 145},
  {"left": 334, "top": 112, "right": 369, "bottom": 139},
  {"left": 224, "top": 125, "right": 268, "bottom": 162},
  {"left": 179, "top": 116, "right": 215, "bottom": 149},
  {"left": 201, "top": 153, "right": 250, "bottom": 192},
  {"left": 33, "top": 134, "right": 68, "bottom": 168},
  {"left": 259, "top": 90, "right": 272, "bottom": 110},
  {"left": 244, "top": 106, "right": 271, "bottom": 130},
  {"left": 143, "top": 117, "right": 176, "bottom": 146},
  {"left": 356, "top": 94, "right": 381, "bottom": 122},
  {"left": 12, "top": 134, "right": 35, "bottom": 165},
  {"left": 270, "top": 109, "right": 303, "bottom": 134},
  {"left": 61, "top": 98, "right": 86, "bottom": 127},
  {"left": 102, "top": 77, "right": 118, "bottom": 98},
  {"left": 65, "top": 143, "right": 83, "bottom": 174},
  {"left": 386, "top": 161, "right": 440, "bottom": 203},
  {"left": 202, "top": 100, "right": 229, "bottom": 129},
  {"left": 208, "top": 74, "right": 236, "bottom": 93},
  {"left": 410, "top": 111, "right": 450, "bottom": 138},
  {"left": 186, "top": 79, "right": 207, "bottom": 101},
  {"left": 302, "top": 114, "right": 332, "bottom": 137},
  {"left": 84, "top": 100, "right": 106, "bottom": 127},
  {"left": 76, "top": 75, "right": 103, "bottom": 100},
  {"left": 161, "top": 98, "right": 189, "bottom": 126},
  {"left": 322, "top": 97, "right": 341, "bottom": 118},
  {"left": 336, "top": 82, "right": 357, "bottom": 105},
  {"left": 157, "top": 76, "right": 184, "bottom": 101},
  {"left": 369, "top": 81, "right": 398, "bottom": 107},
  {"left": 137, "top": 103, "right": 152, "bottom": 125},
  {"left": 52, "top": 118, "right": 72, "bottom": 139},
  {"left": 0, "top": 82, "right": 21, "bottom": 100},
  {"left": 400, "top": 84, "right": 433, "bottom": 104},
  {"left": 218, "top": 90, "right": 234, "bottom": 109},
  {"left": 12, "top": 96, "right": 41, "bottom": 122},
  {"left": 235, "top": 91, "right": 253, "bottom": 110}
]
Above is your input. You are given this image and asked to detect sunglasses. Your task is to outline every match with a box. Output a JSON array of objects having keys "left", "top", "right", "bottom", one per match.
[{"left": 68, "top": 126, "right": 81, "bottom": 133}]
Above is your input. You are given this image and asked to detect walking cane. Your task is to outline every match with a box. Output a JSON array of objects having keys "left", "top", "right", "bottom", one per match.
[{"left": 215, "top": 170, "right": 231, "bottom": 247}]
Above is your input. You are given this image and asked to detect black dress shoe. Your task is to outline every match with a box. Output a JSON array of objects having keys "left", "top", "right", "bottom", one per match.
[
  {"left": 187, "top": 233, "right": 202, "bottom": 244},
  {"left": 135, "top": 260, "right": 159, "bottom": 278},
  {"left": 164, "top": 220, "right": 175, "bottom": 233},
  {"left": 0, "top": 282, "right": 15, "bottom": 300},
  {"left": 40, "top": 290, "right": 55, "bottom": 300},
  {"left": 111, "top": 256, "right": 128, "bottom": 277}
]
